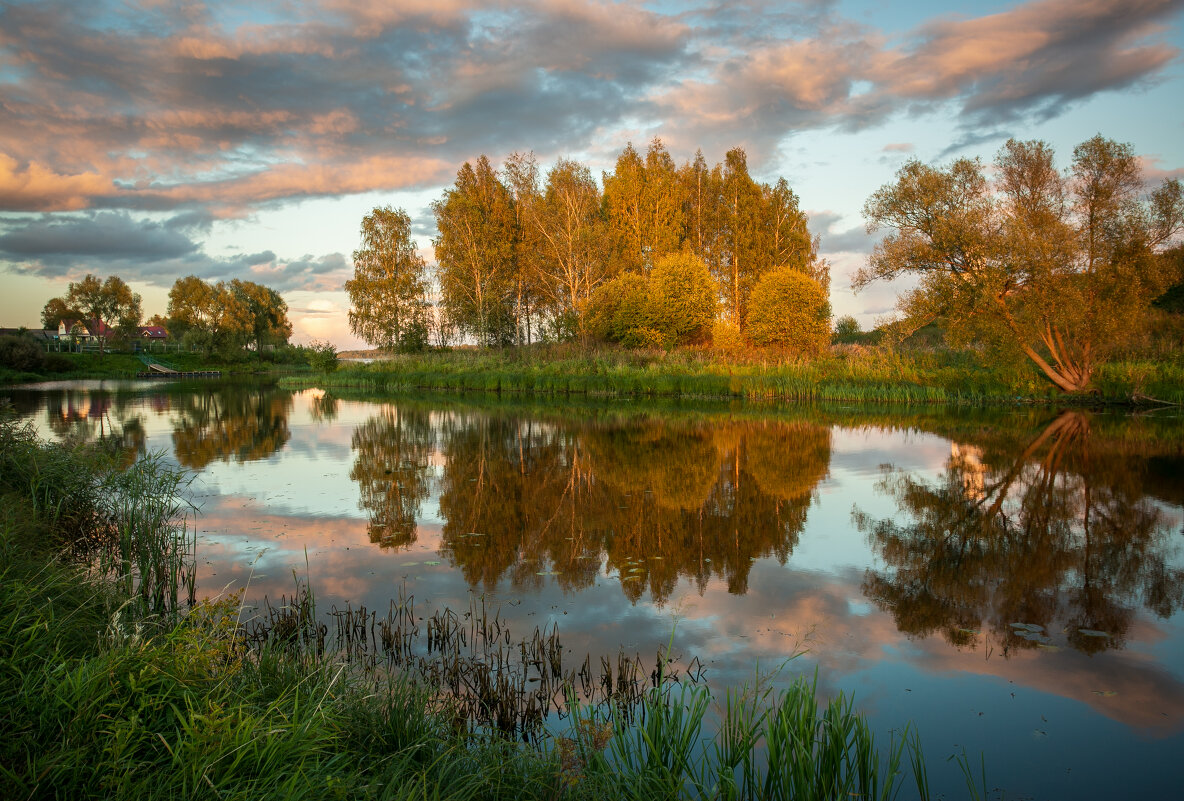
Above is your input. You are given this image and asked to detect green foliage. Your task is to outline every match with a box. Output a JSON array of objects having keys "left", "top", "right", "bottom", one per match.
[
  {"left": 859, "top": 136, "right": 1184, "bottom": 392},
  {"left": 434, "top": 156, "right": 518, "bottom": 346},
  {"left": 41, "top": 273, "right": 142, "bottom": 352},
  {"left": 711, "top": 319, "right": 745, "bottom": 354},
  {"left": 834, "top": 315, "right": 861, "bottom": 343},
  {"left": 583, "top": 254, "right": 716, "bottom": 349},
  {"left": 649, "top": 252, "right": 717, "bottom": 345},
  {"left": 0, "top": 334, "right": 46, "bottom": 371},
  {"left": 746, "top": 267, "right": 831, "bottom": 353},
  {"left": 583, "top": 273, "right": 651, "bottom": 344},
  {"left": 168, "top": 275, "right": 291, "bottom": 357},
  {"left": 346, "top": 206, "right": 430, "bottom": 351},
  {"left": 306, "top": 340, "right": 339, "bottom": 373}
]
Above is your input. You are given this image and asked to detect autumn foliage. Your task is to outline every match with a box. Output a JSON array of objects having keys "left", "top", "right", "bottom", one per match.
[{"left": 746, "top": 268, "right": 831, "bottom": 354}]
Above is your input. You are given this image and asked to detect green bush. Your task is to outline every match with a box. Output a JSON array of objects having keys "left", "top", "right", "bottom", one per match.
[
  {"left": 0, "top": 335, "right": 45, "bottom": 371},
  {"left": 306, "top": 340, "right": 339, "bottom": 372},
  {"left": 711, "top": 319, "right": 745, "bottom": 354},
  {"left": 583, "top": 273, "right": 651, "bottom": 344},
  {"left": 649, "top": 252, "right": 716, "bottom": 346},
  {"left": 746, "top": 268, "right": 831, "bottom": 354},
  {"left": 834, "top": 315, "right": 861, "bottom": 343}
]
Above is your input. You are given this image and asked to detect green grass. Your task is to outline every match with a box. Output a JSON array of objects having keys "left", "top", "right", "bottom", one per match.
[
  {"left": 0, "top": 408, "right": 956, "bottom": 800},
  {"left": 292, "top": 344, "right": 1184, "bottom": 405},
  {"left": 1, "top": 349, "right": 317, "bottom": 384}
]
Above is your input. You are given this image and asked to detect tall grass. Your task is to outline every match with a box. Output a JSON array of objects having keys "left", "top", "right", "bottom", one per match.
[
  {"left": 0, "top": 409, "right": 195, "bottom": 621},
  {"left": 562, "top": 675, "right": 922, "bottom": 801},
  {"left": 297, "top": 345, "right": 1180, "bottom": 405}
]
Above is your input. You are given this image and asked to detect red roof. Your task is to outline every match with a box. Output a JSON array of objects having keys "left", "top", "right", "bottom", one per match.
[{"left": 139, "top": 326, "right": 168, "bottom": 338}]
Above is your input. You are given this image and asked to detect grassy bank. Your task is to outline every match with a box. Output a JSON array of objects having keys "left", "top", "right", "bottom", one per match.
[
  {"left": 0, "top": 349, "right": 317, "bottom": 384},
  {"left": 296, "top": 346, "right": 1184, "bottom": 405},
  {"left": 1, "top": 410, "right": 960, "bottom": 800}
]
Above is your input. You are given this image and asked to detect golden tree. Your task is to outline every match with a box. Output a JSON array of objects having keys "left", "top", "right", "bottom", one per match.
[{"left": 858, "top": 136, "right": 1184, "bottom": 392}]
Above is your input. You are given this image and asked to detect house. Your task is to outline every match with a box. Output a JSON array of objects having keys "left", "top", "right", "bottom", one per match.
[
  {"left": 138, "top": 325, "right": 168, "bottom": 341},
  {"left": 58, "top": 318, "right": 114, "bottom": 344}
]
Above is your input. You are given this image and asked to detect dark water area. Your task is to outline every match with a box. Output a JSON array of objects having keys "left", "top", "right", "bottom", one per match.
[{"left": 5, "top": 379, "right": 1184, "bottom": 800}]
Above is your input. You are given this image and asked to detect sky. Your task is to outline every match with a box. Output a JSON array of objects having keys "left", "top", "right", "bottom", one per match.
[{"left": 1, "top": 0, "right": 1183, "bottom": 348}]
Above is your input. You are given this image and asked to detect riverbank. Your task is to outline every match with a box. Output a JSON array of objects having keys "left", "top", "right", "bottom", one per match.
[
  {"left": 0, "top": 408, "right": 942, "bottom": 800},
  {"left": 0, "top": 350, "right": 314, "bottom": 385},
  {"left": 296, "top": 346, "right": 1184, "bottom": 405}
]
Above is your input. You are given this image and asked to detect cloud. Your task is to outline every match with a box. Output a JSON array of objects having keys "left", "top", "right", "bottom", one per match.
[
  {"left": 0, "top": 155, "right": 116, "bottom": 212},
  {"left": 810, "top": 210, "right": 881, "bottom": 255},
  {"left": 0, "top": 212, "right": 198, "bottom": 262},
  {"left": 0, "top": 0, "right": 1180, "bottom": 312},
  {"left": 877, "top": 0, "right": 1182, "bottom": 124},
  {"left": 0, "top": 212, "right": 346, "bottom": 292}
]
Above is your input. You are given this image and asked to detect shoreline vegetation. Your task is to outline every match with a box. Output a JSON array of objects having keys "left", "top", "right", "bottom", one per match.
[
  {"left": 4, "top": 341, "right": 1183, "bottom": 405},
  {"left": 293, "top": 345, "right": 1184, "bottom": 406},
  {"left": 0, "top": 407, "right": 966, "bottom": 800}
]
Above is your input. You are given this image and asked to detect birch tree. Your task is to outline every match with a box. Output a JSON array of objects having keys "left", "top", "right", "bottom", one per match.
[{"left": 346, "top": 206, "right": 428, "bottom": 351}]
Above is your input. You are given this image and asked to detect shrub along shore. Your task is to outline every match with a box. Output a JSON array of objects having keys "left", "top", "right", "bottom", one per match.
[
  {"left": 290, "top": 346, "right": 1184, "bottom": 405},
  {"left": 0, "top": 409, "right": 962, "bottom": 800}
]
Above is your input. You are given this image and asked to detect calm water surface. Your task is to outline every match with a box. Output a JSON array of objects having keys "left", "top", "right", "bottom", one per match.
[{"left": 6, "top": 380, "right": 1184, "bottom": 800}]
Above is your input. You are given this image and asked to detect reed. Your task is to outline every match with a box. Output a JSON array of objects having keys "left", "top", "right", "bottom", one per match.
[{"left": 563, "top": 674, "right": 923, "bottom": 801}]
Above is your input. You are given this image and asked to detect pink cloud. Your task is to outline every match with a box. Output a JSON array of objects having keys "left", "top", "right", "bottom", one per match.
[{"left": 0, "top": 154, "right": 114, "bottom": 211}]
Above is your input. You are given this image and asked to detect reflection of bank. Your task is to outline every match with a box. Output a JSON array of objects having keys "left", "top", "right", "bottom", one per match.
[
  {"left": 346, "top": 408, "right": 833, "bottom": 604},
  {"left": 859, "top": 410, "right": 1183, "bottom": 656},
  {"left": 170, "top": 385, "right": 293, "bottom": 469},
  {"left": 42, "top": 389, "right": 146, "bottom": 465}
]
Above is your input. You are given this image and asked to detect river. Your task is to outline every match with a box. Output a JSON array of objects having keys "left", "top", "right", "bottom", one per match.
[{"left": 5, "top": 379, "right": 1183, "bottom": 800}]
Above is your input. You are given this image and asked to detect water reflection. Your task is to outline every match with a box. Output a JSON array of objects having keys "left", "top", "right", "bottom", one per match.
[
  {"left": 350, "top": 410, "right": 832, "bottom": 605},
  {"left": 350, "top": 407, "right": 435, "bottom": 549},
  {"left": 857, "top": 410, "right": 1184, "bottom": 655},
  {"left": 38, "top": 388, "right": 146, "bottom": 467},
  {"left": 171, "top": 384, "right": 292, "bottom": 469}
]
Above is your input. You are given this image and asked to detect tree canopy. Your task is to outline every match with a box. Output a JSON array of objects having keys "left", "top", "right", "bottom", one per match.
[
  {"left": 421, "top": 140, "right": 825, "bottom": 346},
  {"left": 43, "top": 274, "right": 143, "bottom": 353},
  {"left": 167, "top": 275, "right": 291, "bottom": 356},
  {"left": 857, "top": 135, "right": 1184, "bottom": 392},
  {"left": 346, "top": 206, "right": 429, "bottom": 351}
]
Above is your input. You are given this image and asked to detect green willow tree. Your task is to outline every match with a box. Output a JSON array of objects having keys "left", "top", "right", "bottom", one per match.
[
  {"left": 858, "top": 136, "right": 1184, "bottom": 392},
  {"left": 345, "top": 206, "right": 429, "bottom": 351}
]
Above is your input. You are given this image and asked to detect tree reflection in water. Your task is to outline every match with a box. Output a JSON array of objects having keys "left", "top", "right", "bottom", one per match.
[
  {"left": 42, "top": 389, "right": 146, "bottom": 468},
  {"left": 350, "top": 407, "right": 435, "bottom": 549},
  {"left": 352, "top": 407, "right": 832, "bottom": 605},
  {"left": 856, "top": 410, "right": 1184, "bottom": 655},
  {"left": 171, "top": 384, "right": 293, "bottom": 470}
]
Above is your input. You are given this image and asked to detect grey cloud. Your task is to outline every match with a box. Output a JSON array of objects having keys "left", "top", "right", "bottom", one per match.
[
  {"left": 881, "top": 0, "right": 1184, "bottom": 125},
  {"left": 0, "top": 0, "right": 1180, "bottom": 227},
  {"left": 810, "top": 211, "right": 881, "bottom": 254},
  {"left": 0, "top": 208, "right": 342, "bottom": 292},
  {"left": 935, "top": 129, "right": 1015, "bottom": 160},
  {"left": 0, "top": 212, "right": 198, "bottom": 261}
]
